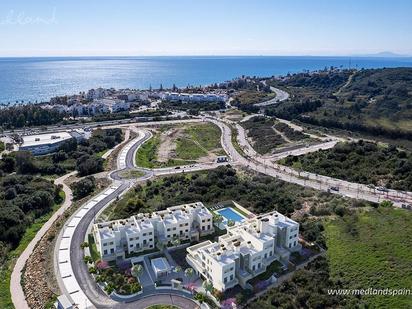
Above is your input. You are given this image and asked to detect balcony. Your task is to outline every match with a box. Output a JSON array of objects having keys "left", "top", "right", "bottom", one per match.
[{"left": 222, "top": 277, "right": 239, "bottom": 290}]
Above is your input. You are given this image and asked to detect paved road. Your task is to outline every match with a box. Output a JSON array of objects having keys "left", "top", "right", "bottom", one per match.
[
  {"left": 254, "top": 83, "right": 290, "bottom": 107},
  {"left": 11, "top": 171, "right": 76, "bottom": 309},
  {"left": 3, "top": 117, "right": 202, "bottom": 136},
  {"left": 56, "top": 124, "right": 223, "bottom": 308},
  {"left": 207, "top": 116, "right": 412, "bottom": 207},
  {"left": 113, "top": 294, "right": 198, "bottom": 309},
  {"left": 57, "top": 130, "right": 150, "bottom": 308}
]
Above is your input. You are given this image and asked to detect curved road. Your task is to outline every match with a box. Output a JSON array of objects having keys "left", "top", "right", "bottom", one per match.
[
  {"left": 254, "top": 83, "right": 290, "bottom": 107},
  {"left": 56, "top": 122, "right": 221, "bottom": 309},
  {"left": 56, "top": 130, "right": 152, "bottom": 308},
  {"left": 209, "top": 116, "right": 412, "bottom": 207},
  {"left": 10, "top": 171, "right": 76, "bottom": 309}
]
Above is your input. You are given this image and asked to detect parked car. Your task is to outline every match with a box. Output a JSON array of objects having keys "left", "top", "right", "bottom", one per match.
[
  {"left": 401, "top": 204, "right": 412, "bottom": 210},
  {"left": 329, "top": 186, "right": 340, "bottom": 192},
  {"left": 377, "top": 186, "right": 389, "bottom": 192}
]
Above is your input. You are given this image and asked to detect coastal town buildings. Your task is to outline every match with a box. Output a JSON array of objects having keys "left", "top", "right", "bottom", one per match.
[
  {"left": 186, "top": 211, "right": 301, "bottom": 291},
  {"left": 161, "top": 92, "right": 227, "bottom": 102},
  {"left": 92, "top": 202, "right": 214, "bottom": 261}
]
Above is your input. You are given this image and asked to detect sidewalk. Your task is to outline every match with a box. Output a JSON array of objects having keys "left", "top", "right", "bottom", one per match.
[{"left": 10, "top": 171, "right": 75, "bottom": 309}]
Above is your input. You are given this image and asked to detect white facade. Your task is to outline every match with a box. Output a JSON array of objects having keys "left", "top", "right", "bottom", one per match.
[
  {"left": 19, "top": 130, "right": 88, "bottom": 155},
  {"left": 162, "top": 92, "right": 227, "bottom": 103},
  {"left": 186, "top": 211, "right": 301, "bottom": 291},
  {"left": 86, "top": 88, "right": 110, "bottom": 100},
  {"left": 93, "top": 202, "right": 214, "bottom": 261}
]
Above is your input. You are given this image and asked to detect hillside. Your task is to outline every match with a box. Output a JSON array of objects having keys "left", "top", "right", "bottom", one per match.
[{"left": 267, "top": 68, "right": 412, "bottom": 140}]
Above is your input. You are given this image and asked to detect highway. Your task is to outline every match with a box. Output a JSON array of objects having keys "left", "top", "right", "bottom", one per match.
[
  {"left": 207, "top": 116, "right": 412, "bottom": 207},
  {"left": 19, "top": 107, "right": 412, "bottom": 309}
]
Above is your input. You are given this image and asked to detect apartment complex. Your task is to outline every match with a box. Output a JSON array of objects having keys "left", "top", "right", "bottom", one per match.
[
  {"left": 186, "top": 211, "right": 301, "bottom": 291},
  {"left": 93, "top": 202, "right": 214, "bottom": 261},
  {"left": 162, "top": 92, "right": 227, "bottom": 103}
]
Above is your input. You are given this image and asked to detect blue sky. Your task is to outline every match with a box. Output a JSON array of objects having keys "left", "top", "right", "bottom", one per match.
[{"left": 0, "top": 0, "right": 411, "bottom": 56}]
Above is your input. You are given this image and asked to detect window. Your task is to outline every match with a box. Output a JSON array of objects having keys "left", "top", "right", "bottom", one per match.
[
  {"left": 230, "top": 274, "right": 233, "bottom": 281},
  {"left": 143, "top": 233, "right": 147, "bottom": 236},
  {"left": 103, "top": 243, "right": 107, "bottom": 247},
  {"left": 104, "top": 250, "right": 107, "bottom": 255},
  {"left": 110, "top": 248, "right": 114, "bottom": 253},
  {"left": 130, "top": 244, "right": 133, "bottom": 248},
  {"left": 149, "top": 232, "right": 153, "bottom": 235},
  {"left": 167, "top": 228, "right": 171, "bottom": 232},
  {"left": 110, "top": 242, "right": 114, "bottom": 245},
  {"left": 173, "top": 227, "right": 177, "bottom": 230},
  {"left": 264, "top": 253, "right": 267, "bottom": 259},
  {"left": 224, "top": 277, "right": 227, "bottom": 283},
  {"left": 289, "top": 243, "right": 291, "bottom": 248}
]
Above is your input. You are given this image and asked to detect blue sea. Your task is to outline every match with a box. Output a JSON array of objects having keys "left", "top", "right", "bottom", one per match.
[{"left": 1, "top": 56, "right": 412, "bottom": 104}]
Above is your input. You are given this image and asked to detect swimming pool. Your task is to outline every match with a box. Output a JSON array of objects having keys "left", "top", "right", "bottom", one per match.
[{"left": 216, "top": 207, "right": 245, "bottom": 223}]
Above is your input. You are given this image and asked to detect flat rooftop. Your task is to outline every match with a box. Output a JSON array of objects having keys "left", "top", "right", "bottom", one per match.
[{"left": 21, "top": 132, "right": 73, "bottom": 147}]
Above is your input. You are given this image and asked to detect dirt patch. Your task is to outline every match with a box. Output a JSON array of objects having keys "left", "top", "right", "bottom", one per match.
[{"left": 157, "top": 127, "right": 183, "bottom": 162}]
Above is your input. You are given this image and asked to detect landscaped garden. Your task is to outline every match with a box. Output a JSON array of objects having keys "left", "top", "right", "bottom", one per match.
[{"left": 86, "top": 258, "right": 143, "bottom": 295}]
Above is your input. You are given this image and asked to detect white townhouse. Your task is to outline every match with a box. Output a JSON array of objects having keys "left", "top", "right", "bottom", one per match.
[
  {"left": 186, "top": 211, "right": 301, "bottom": 291},
  {"left": 93, "top": 202, "right": 214, "bottom": 261}
]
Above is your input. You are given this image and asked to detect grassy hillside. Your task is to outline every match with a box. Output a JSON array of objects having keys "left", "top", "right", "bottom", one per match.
[
  {"left": 325, "top": 207, "right": 412, "bottom": 308},
  {"left": 281, "top": 140, "right": 412, "bottom": 191},
  {"left": 267, "top": 68, "right": 412, "bottom": 139}
]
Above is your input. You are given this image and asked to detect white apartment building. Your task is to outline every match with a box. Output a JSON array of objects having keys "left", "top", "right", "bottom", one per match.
[
  {"left": 186, "top": 211, "right": 301, "bottom": 291},
  {"left": 93, "top": 202, "right": 214, "bottom": 261},
  {"left": 86, "top": 88, "right": 111, "bottom": 100},
  {"left": 162, "top": 92, "right": 227, "bottom": 103},
  {"left": 19, "top": 130, "right": 89, "bottom": 155},
  {"left": 93, "top": 98, "right": 130, "bottom": 113}
]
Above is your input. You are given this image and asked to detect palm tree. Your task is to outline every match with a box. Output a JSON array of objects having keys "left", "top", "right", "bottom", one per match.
[
  {"left": 131, "top": 264, "right": 143, "bottom": 279},
  {"left": 172, "top": 238, "right": 181, "bottom": 247},
  {"left": 174, "top": 266, "right": 182, "bottom": 274},
  {"left": 213, "top": 214, "right": 224, "bottom": 227},
  {"left": 202, "top": 280, "right": 213, "bottom": 296},
  {"left": 227, "top": 219, "right": 235, "bottom": 227},
  {"left": 184, "top": 267, "right": 194, "bottom": 283},
  {"left": 156, "top": 240, "right": 165, "bottom": 251}
]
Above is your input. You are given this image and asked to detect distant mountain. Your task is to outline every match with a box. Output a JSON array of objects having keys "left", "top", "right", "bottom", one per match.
[
  {"left": 355, "top": 51, "right": 411, "bottom": 58},
  {"left": 266, "top": 67, "right": 412, "bottom": 140}
]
